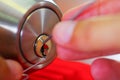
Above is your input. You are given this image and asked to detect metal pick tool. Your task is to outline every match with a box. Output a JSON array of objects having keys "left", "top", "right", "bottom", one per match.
[
  {"left": 23, "top": 35, "right": 52, "bottom": 73},
  {"left": 22, "top": 35, "right": 52, "bottom": 80},
  {"left": 22, "top": 0, "right": 96, "bottom": 80}
]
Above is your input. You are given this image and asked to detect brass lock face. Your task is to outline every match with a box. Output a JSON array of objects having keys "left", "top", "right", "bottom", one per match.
[{"left": 34, "top": 34, "right": 52, "bottom": 58}]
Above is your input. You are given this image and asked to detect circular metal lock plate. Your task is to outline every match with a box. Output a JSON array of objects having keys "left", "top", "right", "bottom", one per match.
[{"left": 19, "top": 2, "right": 62, "bottom": 69}]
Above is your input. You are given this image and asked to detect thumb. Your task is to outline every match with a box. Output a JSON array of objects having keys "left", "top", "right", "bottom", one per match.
[
  {"left": 0, "top": 57, "right": 23, "bottom": 80},
  {"left": 91, "top": 58, "right": 120, "bottom": 80},
  {"left": 52, "top": 14, "right": 120, "bottom": 60}
]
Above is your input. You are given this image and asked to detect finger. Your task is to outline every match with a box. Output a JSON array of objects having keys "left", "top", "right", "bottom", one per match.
[
  {"left": 63, "top": 0, "right": 120, "bottom": 21},
  {"left": 53, "top": 15, "right": 120, "bottom": 59},
  {"left": 57, "top": 45, "right": 103, "bottom": 60},
  {"left": 6, "top": 60, "right": 23, "bottom": 80},
  {"left": 91, "top": 58, "right": 120, "bottom": 80},
  {"left": 0, "top": 57, "right": 23, "bottom": 80}
]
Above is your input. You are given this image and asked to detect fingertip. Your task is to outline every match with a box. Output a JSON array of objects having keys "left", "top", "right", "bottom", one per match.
[
  {"left": 57, "top": 46, "right": 72, "bottom": 60},
  {"left": 6, "top": 60, "right": 23, "bottom": 80},
  {"left": 52, "top": 21, "right": 76, "bottom": 45},
  {"left": 56, "top": 46, "right": 88, "bottom": 60},
  {"left": 91, "top": 58, "right": 112, "bottom": 80},
  {"left": 91, "top": 58, "right": 120, "bottom": 80}
]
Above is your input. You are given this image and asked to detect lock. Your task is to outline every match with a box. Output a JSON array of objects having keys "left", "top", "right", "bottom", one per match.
[
  {"left": 0, "top": 0, "right": 62, "bottom": 69},
  {"left": 19, "top": 1, "right": 62, "bottom": 69}
]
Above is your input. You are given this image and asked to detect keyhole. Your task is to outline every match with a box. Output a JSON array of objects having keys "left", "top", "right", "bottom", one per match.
[
  {"left": 34, "top": 34, "right": 52, "bottom": 58},
  {"left": 40, "top": 44, "right": 49, "bottom": 57}
]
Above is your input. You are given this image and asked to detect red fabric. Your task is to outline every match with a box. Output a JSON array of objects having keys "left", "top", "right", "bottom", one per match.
[{"left": 28, "top": 58, "right": 93, "bottom": 80}]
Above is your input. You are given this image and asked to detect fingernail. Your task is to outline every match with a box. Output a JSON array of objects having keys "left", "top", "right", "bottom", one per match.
[{"left": 53, "top": 21, "right": 76, "bottom": 44}]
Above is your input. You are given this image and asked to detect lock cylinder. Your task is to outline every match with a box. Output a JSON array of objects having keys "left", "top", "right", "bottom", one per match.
[
  {"left": 34, "top": 34, "right": 52, "bottom": 58},
  {"left": 19, "top": 1, "right": 62, "bottom": 69}
]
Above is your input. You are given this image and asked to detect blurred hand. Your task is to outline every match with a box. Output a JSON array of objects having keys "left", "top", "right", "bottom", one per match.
[
  {"left": 0, "top": 57, "right": 23, "bottom": 80},
  {"left": 53, "top": 0, "right": 120, "bottom": 80}
]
